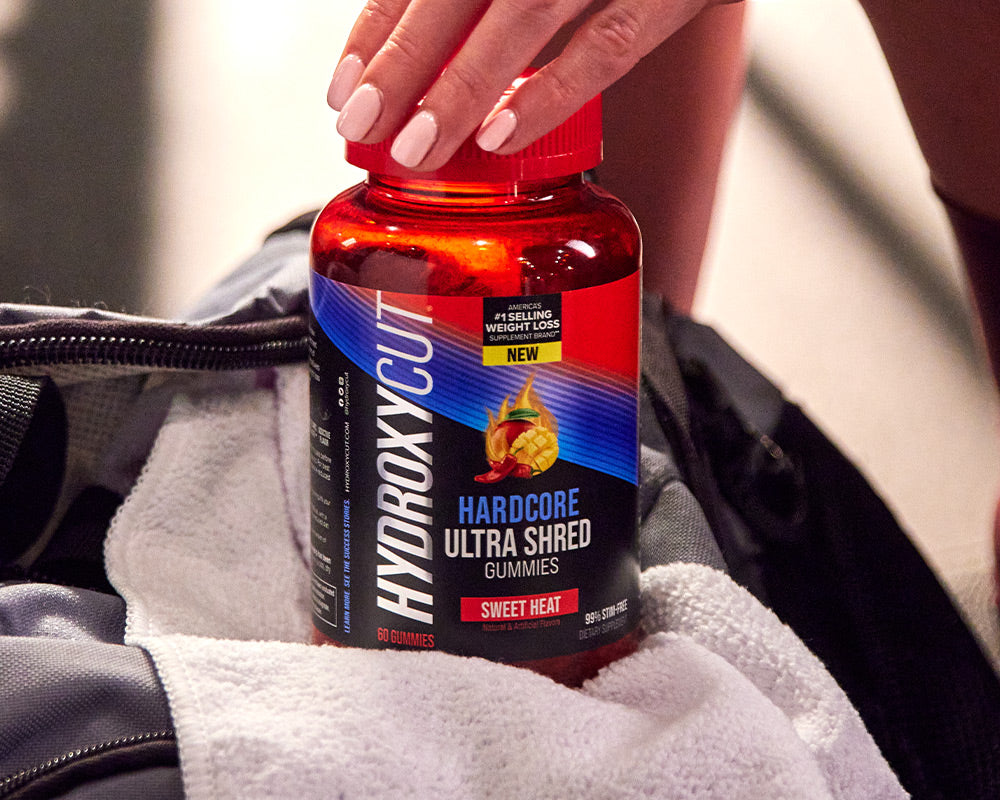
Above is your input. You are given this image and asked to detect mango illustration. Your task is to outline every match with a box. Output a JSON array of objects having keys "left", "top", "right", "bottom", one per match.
[{"left": 476, "top": 374, "right": 558, "bottom": 483}]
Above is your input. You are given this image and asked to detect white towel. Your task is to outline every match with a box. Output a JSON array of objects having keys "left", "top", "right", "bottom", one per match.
[
  {"left": 105, "top": 365, "right": 907, "bottom": 800},
  {"left": 106, "top": 368, "right": 312, "bottom": 643}
]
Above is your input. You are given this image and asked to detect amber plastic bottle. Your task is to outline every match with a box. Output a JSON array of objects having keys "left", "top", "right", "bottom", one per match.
[{"left": 309, "top": 93, "right": 642, "bottom": 686}]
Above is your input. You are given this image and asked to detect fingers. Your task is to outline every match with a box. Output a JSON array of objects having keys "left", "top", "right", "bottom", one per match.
[
  {"left": 332, "top": 0, "right": 586, "bottom": 167},
  {"left": 328, "top": 0, "right": 409, "bottom": 111},
  {"left": 387, "top": 0, "right": 590, "bottom": 170},
  {"left": 331, "top": 0, "right": 714, "bottom": 172},
  {"left": 483, "top": 0, "right": 710, "bottom": 155},
  {"left": 331, "top": 0, "right": 493, "bottom": 144}
]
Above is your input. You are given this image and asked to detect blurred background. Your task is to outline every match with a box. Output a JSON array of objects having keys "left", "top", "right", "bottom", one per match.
[{"left": 2, "top": 0, "right": 998, "bottom": 663}]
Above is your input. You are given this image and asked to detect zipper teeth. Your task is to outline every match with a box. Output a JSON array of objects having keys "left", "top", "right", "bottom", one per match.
[
  {"left": 0, "top": 331, "right": 308, "bottom": 370},
  {"left": 0, "top": 729, "right": 176, "bottom": 796}
]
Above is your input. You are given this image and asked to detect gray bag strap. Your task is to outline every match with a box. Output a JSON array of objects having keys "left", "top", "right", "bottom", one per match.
[
  {"left": 640, "top": 295, "right": 690, "bottom": 437},
  {"left": 639, "top": 296, "right": 726, "bottom": 571}
]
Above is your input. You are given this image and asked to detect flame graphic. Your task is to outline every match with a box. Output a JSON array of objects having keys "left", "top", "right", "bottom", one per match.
[{"left": 477, "top": 373, "right": 559, "bottom": 483}]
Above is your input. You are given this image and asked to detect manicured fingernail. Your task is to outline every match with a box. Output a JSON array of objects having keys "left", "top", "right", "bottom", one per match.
[
  {"left": 390, "top": 110, "right": 439, "bottom": 168},
  {"left": 328, "top": 54, "right": 365, "bottom": 111},
  {"left": 476, "top": 108, "right": 518, "bottom": 152},
  {"left": 336, "top": 83, "right": 382, "bottom": 141}
]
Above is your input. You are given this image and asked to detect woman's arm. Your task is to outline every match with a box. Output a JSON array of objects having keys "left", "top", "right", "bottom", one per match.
[
  {"left": 599, "top": 2, "right": 746, "bottom": 311},
  {"left": 860, "top": 0, "right": 1000, "bottom": 382},
  {"left": 328, "top": 0, "right": 740, "bottom": 172},
  {"left": 860, "top": 0, "right": 1000, "bottom": 219}
]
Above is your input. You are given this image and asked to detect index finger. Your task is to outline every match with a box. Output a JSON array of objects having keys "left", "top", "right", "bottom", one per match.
[
  {"left": 329, "top": 0, "right": 411, "bottom": 110},
  {"left": 476, "top": 0, "right": 720, "bottom": 158},
  {"left": 387, "top": 0, "right": 589, "bottom": 169},
  {"left": 331, "top": 0, "right": 491, "bottom": 142}
]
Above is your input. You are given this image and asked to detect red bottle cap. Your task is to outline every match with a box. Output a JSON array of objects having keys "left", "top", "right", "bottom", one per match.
[{"left": 345, "top": 84, "right": 602, "bottom": 183}]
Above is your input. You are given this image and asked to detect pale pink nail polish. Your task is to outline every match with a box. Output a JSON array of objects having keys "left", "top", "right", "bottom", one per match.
[
  {"left": 390, "top": 111, "right": 439, "bottom": 168},
  {"left": 328, "top": 54, "right": 365, "bottom": 111},
  {"left": 336, "top": 83, "right": 383, "bottom": 142},
  {"left": 476, "top": 108, "right": 518, "bottom": 152}
]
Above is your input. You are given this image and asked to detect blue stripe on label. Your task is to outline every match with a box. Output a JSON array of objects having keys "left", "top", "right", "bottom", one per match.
[{"left": 311, "top": 274, "right": 638, "bottom": 484}]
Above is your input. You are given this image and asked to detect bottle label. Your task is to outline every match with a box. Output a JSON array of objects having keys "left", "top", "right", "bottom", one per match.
[{"left": 308, "top": 270, "right": 640, "bottom": 662}]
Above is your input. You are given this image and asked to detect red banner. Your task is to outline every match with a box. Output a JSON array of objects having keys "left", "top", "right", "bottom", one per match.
[{"left": 461, "top": 589, "right": 579, "bottom": 622}]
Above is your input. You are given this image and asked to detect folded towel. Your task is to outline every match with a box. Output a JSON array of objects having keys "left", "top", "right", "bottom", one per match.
[
  {"left": 106, "top": 367, "right": 312, "bottom": 643},
  {"left": 105, "top": 365, "right": 906, "bottom": 800}
]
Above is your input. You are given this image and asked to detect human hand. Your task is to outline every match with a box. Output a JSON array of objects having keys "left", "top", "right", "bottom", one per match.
[{"left": 329, "top": 0, "right": 736, "bottom": 171}]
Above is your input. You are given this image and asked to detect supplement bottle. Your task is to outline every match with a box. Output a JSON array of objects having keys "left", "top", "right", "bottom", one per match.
[{"left": 309, "top": 90, "right": 642, "bottom": 686}]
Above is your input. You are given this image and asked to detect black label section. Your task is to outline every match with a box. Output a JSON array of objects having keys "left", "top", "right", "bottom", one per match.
[
  {"left": 309, "top": 313, "right": 640, "bottom": 662},
  {"left": 482, "top": 294, "right": 562, "bottom": 347}
]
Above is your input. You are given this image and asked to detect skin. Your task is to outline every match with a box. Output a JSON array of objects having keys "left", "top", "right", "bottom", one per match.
[
  {"left": 858, "top": 0, "right": 1000, "bottom": 219},
  {"left": 331, "top": 0, "right": 1000, "bottom": 570},
  {"left": 859, "top": 0, "right": 1000, "bottom": 396},
  {"left": 330, "top": 0, "right": 733, "bottom": 169},
  {"left": 329, "top": 0, "right": 999, "bottom": 292},
  {"left": 330, "top": 0, "right": 745, "bottom": 311},
  {"left": 597, "top": 3, "right": 745, "bottom": 311}
]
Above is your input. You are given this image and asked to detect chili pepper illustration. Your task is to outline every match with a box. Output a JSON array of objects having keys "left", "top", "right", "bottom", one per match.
[{"left": 476, "top": 374, "right": 558, "bottom": 483}]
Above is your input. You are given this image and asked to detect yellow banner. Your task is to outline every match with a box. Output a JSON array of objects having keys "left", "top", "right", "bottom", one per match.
[{"left": 483, "top": 341, "right": 562, "bottom": 366}]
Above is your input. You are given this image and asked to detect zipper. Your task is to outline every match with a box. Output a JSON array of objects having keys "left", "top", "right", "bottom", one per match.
[
  {"left": 0, "top": 729, "right": 177, "bottom": 798},
  {"left": 0, "top": 314, "right": 309, "bottom": 371}
]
